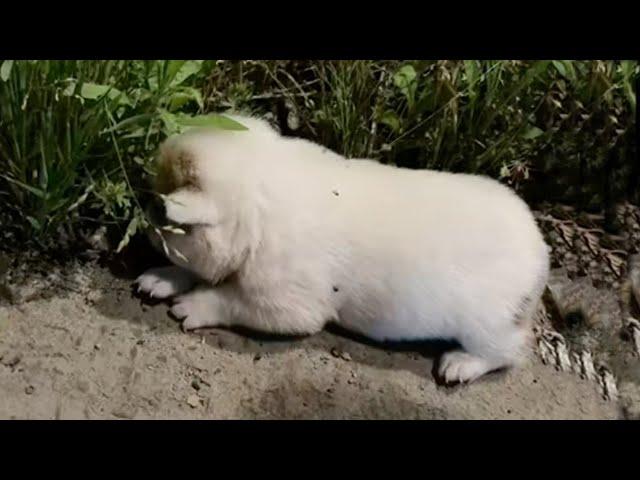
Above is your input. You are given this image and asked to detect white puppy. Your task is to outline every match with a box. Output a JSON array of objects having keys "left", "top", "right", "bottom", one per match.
[{"left": 135, "top": 115, "right": 549, "bottom": 384}]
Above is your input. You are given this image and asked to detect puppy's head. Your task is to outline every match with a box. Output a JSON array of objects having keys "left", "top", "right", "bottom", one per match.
[{"left": 146, "top": 127, "right": 259, "bottom": 283}]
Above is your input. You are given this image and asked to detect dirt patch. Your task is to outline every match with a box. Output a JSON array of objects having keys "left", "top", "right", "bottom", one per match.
[{"left": 0, "top": 261, "right": 622, "bottom": 419}]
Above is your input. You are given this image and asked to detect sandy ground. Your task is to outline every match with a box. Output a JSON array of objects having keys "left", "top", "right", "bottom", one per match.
[{"left": 0, "top": 261, "right": 622, "bottom": 420}]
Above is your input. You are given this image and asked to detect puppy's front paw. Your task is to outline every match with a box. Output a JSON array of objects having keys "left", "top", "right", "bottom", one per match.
[
  {"left": 135, "top": 266, "right": 197, "bottom": 299},
  {"left": 170, "top": 291, "right": 220, "bottom": 331}
]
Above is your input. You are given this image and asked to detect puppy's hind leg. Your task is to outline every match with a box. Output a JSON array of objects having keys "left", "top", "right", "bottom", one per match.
[
  {"left": 438, "top": 322, "right": 531, "bottom": 385},
  {"left": 135, "top": 266, "right": 199, "bottom": 299}
]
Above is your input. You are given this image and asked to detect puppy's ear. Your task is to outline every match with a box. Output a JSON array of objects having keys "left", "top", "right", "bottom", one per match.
[
  {"left": 164, "top": 189, "right": 215, "bottom": 226},
  {"left": 155, "top": 140, "right": 200, "bottom": 195}
]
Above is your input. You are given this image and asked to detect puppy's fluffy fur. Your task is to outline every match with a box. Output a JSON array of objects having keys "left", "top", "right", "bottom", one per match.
[{"left": 136, "top": 115, "right": 549, "bottom": 384}]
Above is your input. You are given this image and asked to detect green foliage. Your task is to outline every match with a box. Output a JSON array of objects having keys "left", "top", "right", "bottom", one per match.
[
  {"left": 0, "top": 60, "right": 245, "bottom": 250},
  {"left": 0, "top": 60, "right": 637, "bottom": 253},
  {"left": 207, "top": 60, "right": 636, "bottom": 208}
]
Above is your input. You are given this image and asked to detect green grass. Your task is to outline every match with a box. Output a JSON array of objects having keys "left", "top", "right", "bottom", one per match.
[
  {"left": 0, "top": 60, "right": 637, "bottom": 253},
  {"left": 0, "top": 60, "right": 244, "bottom": 250}
]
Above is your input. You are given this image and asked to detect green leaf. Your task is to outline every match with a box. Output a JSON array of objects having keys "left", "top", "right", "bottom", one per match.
[
  {"left": 561, "top": 61, "right": 576, "bottom": 82},
  {"left": 161, "top": 225, "right": 186, "bottom": 235},
  {"left": 620, "top": 60, "right": 637, "bottom": 79},
  {"left": 158, "top": 109, "right": 181, "bottom": 135},
  {"left": 67, "top": 184, "right": 95, "bottom": 212},
  {"left": 26, "top": 216, "right": 41, "bottom": 231},
  {"left": 393, "top": 64, "right": 418, "bottom": 105},
  {"left": 170, "top": 60, "right": 204, "bottom": 87},
  {"left": 166, "top": 60, "right": 187, "bottom": 84},
  {"left": 379, "top": 110, "right": 401, "bottom": 133},
  {"left": 394, "top": 64, "right": 417, "bottom": 88},
  {"left": 117, "top": 215, "right": 139, "bottom": 253},
  {"left": 80, "top": 83, "right": 112, "bottom": 99},
  {"left": 101, "top": 113, "right": 154, "bottom": 134},
  {"left": 1, "top": 60, "right": 14, "bottom": 82},
  {"left": 523, "top": 125, "right": 544, "bottom": 140},
  {"left": 176, "top": 114, "right": 248, "bottom": 130},
  {"left": 0, "top": 174, "right": 46, "bottom": 198},
  {"left": 80, "top": 83, "right": 131, "bottom": 106},
  {"left": 62, "top": 80, "right": 77, "bottom": 96},
  {"left": 120, "top": 127, "right": 147, "bottom": 139},
  {"left": 464, "top": 60, "right": 480, "bottom": 100},
  {"left": 552, "top": 60, "right": 566, "bottom": 77},
  {"left": 168, "top": 87, "right": 204, "bottom": 111}
]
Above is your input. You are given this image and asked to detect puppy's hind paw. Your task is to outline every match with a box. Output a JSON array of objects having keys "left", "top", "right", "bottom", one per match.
[{"left": 438, "top": 351, "right": 495, "bottom": 385}]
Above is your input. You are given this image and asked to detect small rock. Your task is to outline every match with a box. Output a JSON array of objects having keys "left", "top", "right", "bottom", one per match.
[
  {"left": 1, "top": 354, "right": 22, "bottom": 368},
  {"left": 186, "top": 394, "right": 201, "bottom": 408},
  {"left": 94, "top": 344, "right": 101, "bottom": 351},
  {"left": 25, "top": 385, "right": 34, "bottom": 395},
  {"left": 136, "top": 339, "right": 145, "bottom": 345},
  {"left": 76, "top": 380, "right": 90, "bottom": 393},
  {"left": 112, "top": 406, "right": 137, "bottom": 419},
  {"left": 330, "top": 348, "right": 351, "bottom": 361},
  {"left": 191, "top": 379, "right": 201, "bottom": 391}
]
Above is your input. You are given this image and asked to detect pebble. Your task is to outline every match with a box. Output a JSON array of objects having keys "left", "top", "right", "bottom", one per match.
[
  {"left": 25, "top": 385, "right": 34, "bottom": 395},
  {"left": 112, "top": 406, "right": 137, "bottom": 419},
  {"left": 186, "top": 394, "right": 200, "bottom": 408},
  {"left": 1, "top": 353, "right": 22, "bottom": 368},
  {"left": 76, "top": 380, "right": 90, "bottom": 393},
  {"left": 330, "top": 348, "right": 351, "bottom": 361}
]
